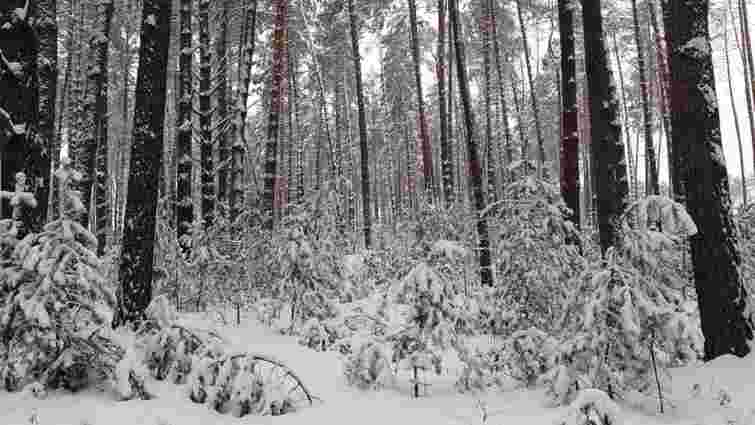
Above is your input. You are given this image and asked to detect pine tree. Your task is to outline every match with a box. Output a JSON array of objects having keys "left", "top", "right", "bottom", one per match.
[
  {"left": 449, "top": 0, "right": 492, "bottom": 286},
  {"left": 263, "top": 0, "right": 289, "bottom": 229},
  {"left": 114, "top": 0, "right": 172, "bottom": 328},
  {"left": 582, "top": 0, "right": 629, "bottom": 253},
  {"left": 348, "top": 0, "right": 372, "bottom": 248},
  {"left": 175, "top": 0, "right": 193, "bottom": 245},
  {"left": 31, "top": 0, "right": 56, "bottom": 233},
  {"left": 668, "top": 0, "right": 753, "bottom": 360},
  {"left": 558, "top": 0, "right": 579, "bottom": 229}
]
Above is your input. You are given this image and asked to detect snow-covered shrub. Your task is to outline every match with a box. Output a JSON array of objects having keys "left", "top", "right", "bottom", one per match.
[
  {"left": 498, "top": 327, "right": 559, "bottom": 387},
  {"left": 187, "top": 351, "right": 312, "bottom": 416},
  {"left": 547, "top": 196, "right": 702, "bottom": 405},
  {"left": 487, "top": 175, "right": 586, "bottom": 334},
  {"left": 0, "top": 160, "right": 119, "bottom": 392},
  {"left": 343, "top": 340, "right": 394, "bottom": 390},
  {"left": 558, "top": 389, "right": 623, "bottom": 425}
]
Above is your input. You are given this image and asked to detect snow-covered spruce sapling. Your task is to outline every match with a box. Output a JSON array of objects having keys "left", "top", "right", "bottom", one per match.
[
  {"left": 558, "top": 389, "right": 623, "bottom": 425},
  {"left": 0, "top": 159, "right": 119, "bottom": 392},
  {"left": 373, "top": 240, "right": 477, "bottom": 397},
  {"left": 485, "top": 175, "right": 584, "bottom": 335},
  {"left": 545, "top": 196, "right": 702, "bottom": 407}
]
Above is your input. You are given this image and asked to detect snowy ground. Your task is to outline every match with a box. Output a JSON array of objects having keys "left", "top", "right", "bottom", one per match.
[{"left": 1, "top": 310, "right": 754, "bottom": 425}]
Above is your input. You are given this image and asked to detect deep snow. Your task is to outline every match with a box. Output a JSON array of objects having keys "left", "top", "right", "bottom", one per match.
[{"left": 1, "top": 309, "right": 754, "bottom": 425}]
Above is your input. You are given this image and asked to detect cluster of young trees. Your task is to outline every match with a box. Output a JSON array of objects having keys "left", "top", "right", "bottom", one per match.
[{"left": 0, "top": 0, "right": 753, "bottom": 361}]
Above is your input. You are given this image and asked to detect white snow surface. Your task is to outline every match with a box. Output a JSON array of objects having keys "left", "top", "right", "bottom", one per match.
[{"left": 2, "top": 311, "right": 755, "bottom": 425}]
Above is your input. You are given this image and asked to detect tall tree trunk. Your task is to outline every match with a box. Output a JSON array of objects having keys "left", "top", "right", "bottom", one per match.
[
  {"left": 630, "top": 0, "right": 658, "bottom": 195},
  {"left": 612, "top": 34, "right": 636, "bottom": 203},
  {"left": 669, "top": 0, "right": 753, "bottom": 360},
  {"left": 482, "top": 6, "right": 495, "bottom": 203},
  {"left": 93, "top": 0, "right": 114, "bottom": 254},
  {"left": 348, "top": 0, "right": 372, "bottom": 248},
  {"left": 437, "top": 0, "right": 452, "bottom": 206},
  {"left": 408, "top": 0, "right": 435, "bottom": 198},
  {"left": 559, "top": 0, "right": 579, "bottom": 229},
  {"left": 0, "top": 1, "right": 38, "bottom": 234},
  {"left": 489, "top": 0, "right": 513, "bottom": 181},
  {"left": 52, "top": 0, "right": 74, "bottom": 222},
  {"left": 449, "top": 0, "right": 493, "bottom": 287},
  {"left": 176, "top": 0, "right": 194, "bottom": 241},
  {"left": 720, "top": 8, "right": 748, "bottom": 206},
  {"left": 736, "top": 0, "right": 755, "bottom": 174},
  {"left": 199, "top": 0, "right": 213, "bottom": 227},
  {"left": 263, "top": 0, "right": 288, "bottom": 229},
  {"left": 216, "top": 0, "right": 230, "bottom": 212},
  {"left": 582, "top": 0, "right": 629, "bottom": 254},
  {"left": 33, "top": 0, "right": 56, "bottom": 231},
  {"left": 115, "top": 0, "right": 171, "bottom": 327},
  {"left": 647, "top": 0, "right": 675, "bottom": 197},
  {"left": 515, "top": 0, "right": 545, "bottom": 174},
  {"left": 724, "top": 1, "right": 747, "bottom": 206},
  {"left": 511, "top": 71, "right": 527, "bottom": 169},
  {"left": 232, "top": 0, "right": 256, "bottom": 220},
  {"left": 75, "top": 0, "right": 112, "bottom": 235}
]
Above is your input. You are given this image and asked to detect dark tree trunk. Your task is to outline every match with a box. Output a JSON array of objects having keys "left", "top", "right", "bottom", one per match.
[
  {"left": 489, "top": 0, "right": 513, "bottom": 181},
  {"left": 515, "top": 0, "right": 545, "bottom": 173},
  {"left": 32, "top": 0, "right": 56, "bottom": 232},
  {"left": 93, "top": 0, "right": 114, "bottom": 254},
  {"left": 75, "top": 0, "right": 113, "bottom": 238},
  {"left": 232, "top": 0, "right": 256, "bottom": 221},
  {"left": 482, "top": 7, "right": 495, "bottom": 203},
  {"left": 630, "top": 0, "right": 658, "bottom": 196},
  {"left": 613, "top": 33, "right": 636, "bottom": 202},
  {"left": 407, "top": 0, "right": 435, "bottom": 198},
  {"left": 449, "top": 0, "right": 493, "bottom": 286},
  {"left": 348, "top": 0, "right": 372, "bottom": 248},
  {"left": 263, "top": 0, "right": 288, "bottom": 229},
  {"left": 437, "top": 0, "right": 452, "bottom": 206},
  {"left": 115, "top": 0, "right": 171, "bottom": 328},
  {"left": 199, "top": 0, "right": 213, "bottom": 227},
  {"left": 582, "top": 0, "right": 629, "bottom": 254},
  {"left": 559, "top": 0, "right": 579, "bottom": 230},
  {"left": 0, "top": 1, "right": 40, "bottom": 235},
  {"left": 668, "top": 0, "right": 753, "bottom": 360},
  {"left": 216, "top": 0, "right": 230, "bottom": 212},
  {"left": 647, "top": 0, "right": 675, "bottom": 197},
  {"left": 175, "top": 0, "right": 193, "bottom": 241}
]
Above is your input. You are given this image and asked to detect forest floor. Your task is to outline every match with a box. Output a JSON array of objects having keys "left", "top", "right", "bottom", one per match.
[{"left": 1, "top": 309, "right": 754, "bottom": 425}]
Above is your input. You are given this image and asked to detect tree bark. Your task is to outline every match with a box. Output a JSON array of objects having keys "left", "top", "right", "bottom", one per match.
[
  {"left": 232, "top": 0, "right": 256, "bottom": 221},
  {"left": 263, "top": 0, "right": 288, "bottom": 229},
  {"left": 559, "top": 0, "right": 579, "bottom": 230},
  {"left": 347, "top": 0, "right": 372, "bottom": 248},
  {"left": 449, "top": 0, "right": 493, "bottom": 286},
  {"left": 407, "top": 0, "right": 435, "bottom": 198},
  {"left": 669, "top": 0, "right": 753, "bottom": 360},
  {"left": 515, "top": 0, "right": 545, "bottom": 174},
  {"left": 32, "top": 0, "right": 56, "bottom": 232},
  {"left": 175, "top": 0, "right": 193, "bottom": 241},
  {"left": 630, "top": 0, "right": 658, "bottom": 196},
  {"left": 489, "top": 0, "right": 513, "bottom": 183},
  {"left": 198, "top": 0, "right": 213, "bottom": 227},
  {"left": 437, "top": 0, "right": 452, "bottom": 206},
  {"left": 582, "top": 0, "right": 629, "bottom": 254},
  {"left": 115, "top": 0, "right": 171, "bottom": 327},
  {"left": 216, "top": 0, "right": 230, "bottom": 212}
]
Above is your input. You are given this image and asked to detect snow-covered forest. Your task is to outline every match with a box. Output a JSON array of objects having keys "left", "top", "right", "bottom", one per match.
[{"left": 1, "top": 0, "right": 755, "bottom": 423}]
